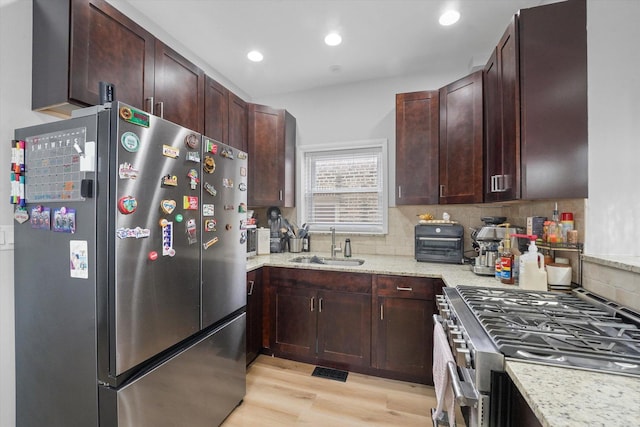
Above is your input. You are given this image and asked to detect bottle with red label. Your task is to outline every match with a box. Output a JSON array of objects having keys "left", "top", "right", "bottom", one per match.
[{"left": 500, "top": 231, "right": 515, "bottom": 285}]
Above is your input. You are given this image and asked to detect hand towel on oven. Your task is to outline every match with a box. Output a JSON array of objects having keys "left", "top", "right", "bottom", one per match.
[{"left": 433, "top": 321, "right": 456, "bottom": 427}]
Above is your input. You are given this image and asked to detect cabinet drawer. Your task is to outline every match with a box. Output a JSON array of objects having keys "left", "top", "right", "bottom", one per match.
[{"left": 376, "top": 275, "right": 437, "bottom": 300}]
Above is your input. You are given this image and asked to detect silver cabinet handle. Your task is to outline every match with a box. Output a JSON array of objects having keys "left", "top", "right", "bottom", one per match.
[
  {"left": 380, "top": 304, "right": 384, "bottom": 320},
  {"left": 310, "top": 296, "right": 315, "bottom": 312},
  {"left": 439, "top": 185, "right": 445, "bottom": 198},
  {"left": 248, "top": 280, "right": 254, "bottom": 296},
  {"left": 398, "top": 185, "right": 402, "bottom": 199},
  {"left": 279, "top": 190, "right": 283, "bottom": 201},
  {"left": 146, "top": 97, "right": 154, "bottom": 114},
  {"left": 396, "top": 286, "right": 413, "bottom": 291},
  {"left": 319, "top": 297, "right": 323, "bottom": 313},
  {"left": 155, "top": 101, "right": 164, "bottom": 118}
]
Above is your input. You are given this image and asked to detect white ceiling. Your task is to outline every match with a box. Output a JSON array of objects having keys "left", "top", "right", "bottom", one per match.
[{"left": 116, "top": 0, "right": 555, "bottom": 99}]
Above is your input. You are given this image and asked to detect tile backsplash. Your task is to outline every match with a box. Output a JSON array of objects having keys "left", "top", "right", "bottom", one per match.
[{"left": 252, "top": 198, "right": 585, "bottom": 260}]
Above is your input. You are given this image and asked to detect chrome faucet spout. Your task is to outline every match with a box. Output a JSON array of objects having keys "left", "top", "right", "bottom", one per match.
[{"left": 330, "top": 227, "right": 341, "bottom": 258}]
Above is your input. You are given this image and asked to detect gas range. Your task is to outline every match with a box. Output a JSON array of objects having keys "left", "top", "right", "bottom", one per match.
[
  {"left": 434, "top": 286, "right": 640, "bottom": 427},
  {"left": 445, "top": 286, "right": 640, "bottom": 377}
]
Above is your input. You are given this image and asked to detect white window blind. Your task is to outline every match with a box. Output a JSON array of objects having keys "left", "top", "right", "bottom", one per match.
[{"left": 300, "top": 140, "right": 388, "bottom": 234}]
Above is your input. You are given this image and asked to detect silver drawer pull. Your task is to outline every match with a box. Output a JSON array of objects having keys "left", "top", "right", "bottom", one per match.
[
  {"left": 418, "top": 237, "right": 461, "bottom": 242},
  {"left": 396, "top": 286, "right": 413, "bottom": 291}
]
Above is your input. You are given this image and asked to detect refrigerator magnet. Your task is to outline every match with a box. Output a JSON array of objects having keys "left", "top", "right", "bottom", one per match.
[
  {"left": 240, "top": 166, "right": 247, "bottom": 177},
  {"left": 116, "top": 227, "right": 150, "bottom": 239},
  {"left": 202, "top": 204, "right": 215, "bottom": 217},
  {"left": 204, "top": 139, "right": 218, "bottom": 154},
  {"left": 237, "top": 152, "right": 247, "bottom": 160},
  {"left": 120, "top": 132, "right": 140, "bottom": 152},
  {"left": 160, "top": 199, "right": 177, "bottom": 214},
  {"left": 70, "top": 240, "right": 88, "bottom": 279},
  {"left": 223, "top": 178, "right": 234, "bottom": 188},
  {"left": 118, "top": 196, "right": 137, "bottom": 214},
  {"left": 186, "top": 152, "right": 200, "bottom": 163},
  {"left": 162, "top": 145, "right": 180, "bottom": 159},
  {"left": 221, "top": 147, "right": 234, "bottom": 159},
  {"left": 30, "top": 206, "right": 50, "bottom": 230},
  {"left": 240, "top": 231, "right": 247, "bottom": 244},
  {"left": 187, "top": 169, "right": 199, "bottom": 189},
  {"left": 203, "top": 156, "right": 215, "bottom": 173},
  {"left": 238, "top": 203, "right": 247, "bottom": 213},
  {"left": 183, "top": 196, "right": 198, "bottom": 210},
  {"left": 203, "top": 182, "right": 217, "bottom": 196},
  {"left": 204, "top": 219, "right": 217, "bottom": 232},
  {"left": 119, "top": 162, "right": 139, "bottom": 179},
  {"left": 238, "top": 183, "right": 247, "bottom": 191},
  {"left": 162, "top": 221, "right": 175, "bottom": 257},
  {"left": 186, "top": 218, "right": 197, "bottom": 245},
  {"left": 53, "top": 207, "right": 76, "bottom": 233},
  {"left": 161, "top": 175, "right": 178, "bottom": 187},
  {"left": 184, "top": 133, "right": 199, "bottom": 149},
  {"left": 203, "top": 237, "right": 218, "bottom": 250},
  {"left": 14, "top": 207, "right": 29, "bottom": 224}
]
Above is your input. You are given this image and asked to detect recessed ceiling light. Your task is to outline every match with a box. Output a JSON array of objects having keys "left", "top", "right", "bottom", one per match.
[
  {"left": 439, "top": 10, "right": 460, "bottom": 26},
  {"left": 324, "top": 32, "right": 342, "bottom": 46},
  {"left": 247, "top": 50, "right": 264, "bottom": 62}
]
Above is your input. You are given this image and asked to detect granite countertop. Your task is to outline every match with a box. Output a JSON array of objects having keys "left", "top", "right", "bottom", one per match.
[{"left": 247, "top": 252, "right": 640, "bottom": 427}]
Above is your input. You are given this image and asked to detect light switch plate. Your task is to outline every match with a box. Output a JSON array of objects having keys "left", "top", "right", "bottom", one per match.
[{"left": 0, "top": 225, "right": 14, "bottom": 250}]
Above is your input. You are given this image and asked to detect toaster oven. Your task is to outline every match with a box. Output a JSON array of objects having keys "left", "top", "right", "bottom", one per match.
[{"left": 415, "top": 223, "right": 464, "bottom": 264}]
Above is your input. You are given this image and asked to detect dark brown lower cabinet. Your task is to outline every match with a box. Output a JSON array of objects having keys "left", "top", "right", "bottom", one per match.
[
  {"left": 267, "top": 268, "right": 371, "bottom": 369},
  {"left": 246, "top": 269, "right": 263, "bottom": 366},
  {"left": 374, "top": 275, "right": 443, "bottom": 385}
]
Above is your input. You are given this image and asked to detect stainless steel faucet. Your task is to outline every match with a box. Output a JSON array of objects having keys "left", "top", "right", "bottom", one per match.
[{"left": 330, "top": 227, "right": 342, "bottom": 258}]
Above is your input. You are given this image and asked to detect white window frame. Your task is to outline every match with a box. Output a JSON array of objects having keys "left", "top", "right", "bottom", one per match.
[{"left": 297, "top": 139, "right": 388, "bottom": 235}]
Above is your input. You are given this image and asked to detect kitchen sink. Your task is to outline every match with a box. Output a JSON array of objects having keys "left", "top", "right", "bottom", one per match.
[{"left": 289, "top": 255, "right": 365, "bottom": 267}]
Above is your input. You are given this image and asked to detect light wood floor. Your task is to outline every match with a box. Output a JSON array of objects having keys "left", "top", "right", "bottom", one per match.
[{"left": 222, "top": 355, "right": 464, "bottom": 426}]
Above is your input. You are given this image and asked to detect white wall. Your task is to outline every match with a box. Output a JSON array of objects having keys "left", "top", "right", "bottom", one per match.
[{"left": 586, "top": 0, "right": 640, "bottom": 257}]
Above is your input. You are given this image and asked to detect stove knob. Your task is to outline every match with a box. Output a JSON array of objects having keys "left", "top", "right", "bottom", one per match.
[
  {"left": 455, "top": 347, "right": 471, "bottom": 368},
  {"left": 440, "top": 309, "right": 451, "bottom": 320},
  {"left": 453, "top": 338, "right": 466, "bottom": 347}
]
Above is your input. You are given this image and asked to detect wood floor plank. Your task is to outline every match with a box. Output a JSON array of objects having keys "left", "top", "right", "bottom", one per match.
[{"left": 222, "top": 355, "right": 464, "bottom": 426}]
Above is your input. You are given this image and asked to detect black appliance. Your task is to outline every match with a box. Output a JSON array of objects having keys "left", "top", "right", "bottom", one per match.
[
  {"left": 434, "top": 285, "right": 640, "bottom": 427},
  {"left": 415, "top": 223, "right": 464, "bottom": 264}
]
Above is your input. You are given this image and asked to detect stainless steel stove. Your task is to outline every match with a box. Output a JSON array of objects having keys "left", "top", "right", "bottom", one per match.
[
  {"left": 434, "top": 286, "right": 640, "bottom": 427},
  {"left": 454, "top": 286, "right": 640, "bottom": 376}
]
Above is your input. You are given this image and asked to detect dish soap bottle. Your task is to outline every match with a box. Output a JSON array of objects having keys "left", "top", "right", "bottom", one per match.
[
  {"left": 500, "top": 229, "right": 515, "bottom": 285},
  {"left": 514, "top": 235, "right": 547, "bottom": 291}
]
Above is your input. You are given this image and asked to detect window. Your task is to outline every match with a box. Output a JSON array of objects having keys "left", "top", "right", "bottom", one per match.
[{"left": 299, "top": 139, "right": 388, "bottom": 234}]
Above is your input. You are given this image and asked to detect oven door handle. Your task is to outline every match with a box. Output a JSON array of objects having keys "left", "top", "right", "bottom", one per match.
[
  {"left": 418, "top": 237, "right": 461, "bottom": 241},
  {"left": 447, "top": 361, "right": 478, "bottom": 407}
]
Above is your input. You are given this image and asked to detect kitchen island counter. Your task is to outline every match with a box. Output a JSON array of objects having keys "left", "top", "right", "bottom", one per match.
[
  {"left": 506, "top": 360, "right": 640, "bottom": 427},
  {"left": 247, "top": 252, "right": 640, "bottom": 427}
]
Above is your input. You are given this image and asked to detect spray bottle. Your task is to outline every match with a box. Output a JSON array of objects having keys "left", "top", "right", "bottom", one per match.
[
  {"left": 498, "top": 224, "right": 515, "bottom": 284},
  {"left": 512, "top": 234, "right": 547, "bottom": 291}
]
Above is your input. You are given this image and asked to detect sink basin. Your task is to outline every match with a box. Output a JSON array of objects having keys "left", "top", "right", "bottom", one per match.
[{"left": 289, "top": 255, "right": 365, "bottom": 267}]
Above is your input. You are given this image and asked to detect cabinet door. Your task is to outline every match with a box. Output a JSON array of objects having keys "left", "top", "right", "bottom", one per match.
[
  {"left": 154, "top": 40, "right": 204, "bottom": 132},
  {"left": 377, "top": 297, "right": 434, "bottom": 383},
  {"left": 69, "top": 0, "right": 155, "bottom": 110},
  {"left": 317, "top": 291, "right": 371, "bottom": 367},
  {"left": 519, "top": 0, "right": 588, "bottom": 199},
  {"left": 270, "top": 286, "right": 316, "bottom": 359},
  {"left": 204, "top": 76, "right": 229, "bottom": 143},
  {"left": 395, "top": 91, "right": 440, "bottom": 205},
  {"left": 248, "top": 104, "right": 295, "bottom": 207},
  {"left": 439, "top": 71, "right": 484, "bottom": 204},
  {"left": 484, "top": 18, "right": 520, "bottom": 202},
  {"left": 228, "top": 92, "right": 248, "bottom": 152},
  {"left": 246, "top": 270, "right": 263, "bottom": 366}
]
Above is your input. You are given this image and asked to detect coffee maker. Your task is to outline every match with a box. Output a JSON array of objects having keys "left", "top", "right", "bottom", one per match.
[{"left": 471, "top": 217, "right": 524, "bottom": 276}]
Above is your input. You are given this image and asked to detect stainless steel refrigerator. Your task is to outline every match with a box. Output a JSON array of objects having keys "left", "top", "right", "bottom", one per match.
[{"left": 13, "top": 102, "right": 247, "bottom": 426}]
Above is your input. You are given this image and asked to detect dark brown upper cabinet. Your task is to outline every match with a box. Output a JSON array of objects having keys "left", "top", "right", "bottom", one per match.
[
  {"left": 484, "top": 0, "right": 587, "bottom": 201},
  {"left": 247, "top": 104, "right": 296, "bottom": 207},
  {"left": 484, "top": 17, "right": 520, "bottom": 202},
  {"left": 33, "top": 0, "right": 155, "bottom": 116},
  {"left": 438, "top": 71, "right": 484, "bottom": 204},
  {"left": 395, "top": 91, "right": 440, "bottom": 205},
  {"left": 204, "top": 76, "right": 248, "bottom": 152}
]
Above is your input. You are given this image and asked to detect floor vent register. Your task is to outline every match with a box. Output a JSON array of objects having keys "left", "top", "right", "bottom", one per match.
[{"left": 311, "top": 366, "right": 349, "bottom": 382}]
